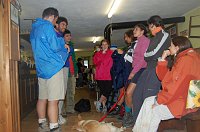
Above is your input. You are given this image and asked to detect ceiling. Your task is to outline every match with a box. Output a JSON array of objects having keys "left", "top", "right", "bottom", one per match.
[{"left": 19, "top": 0, "right": 200, "bottom": 51}]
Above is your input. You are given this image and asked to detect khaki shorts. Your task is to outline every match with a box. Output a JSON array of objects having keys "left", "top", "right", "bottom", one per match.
[
  {"left": 38, "top": 69, "right": 65, "bottom": 101},
  {"left": 63, "top": 67, "right": 69, "bottom": 96}
]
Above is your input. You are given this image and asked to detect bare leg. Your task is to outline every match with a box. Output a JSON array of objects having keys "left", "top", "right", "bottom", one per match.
[
  {"left": 48, "top": 100, "right": 59, "bottom": 123},
  {"left": 100, "top": 95, "right": 107, "bottom": 107},
  {"left": 117, "top": 87, "right": 125, "bottom": 105},
  {"left": 125, "top": 83, "right": 136, "bottom": 108},
  {"left": 37, "top": 99, "right": 47, "bottom": 119}
]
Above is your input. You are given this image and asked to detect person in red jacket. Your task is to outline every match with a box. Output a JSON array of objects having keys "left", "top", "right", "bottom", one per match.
[
  {"left": 93, "top": 39, "right": 113, "bottom": 113},
  {"left": 132, "top": 36, "right": 200, "bottom": 132}
]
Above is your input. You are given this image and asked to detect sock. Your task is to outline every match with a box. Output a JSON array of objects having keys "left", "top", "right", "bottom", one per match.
[
  {"left": 125, "top": 104, "right": 131, "bottom": 113},
  {"left": 38, "top": 118, "right": 46, "bottom": 124},
  {"left": 49, "top": 123, "right": 59, "bottom": 129}
]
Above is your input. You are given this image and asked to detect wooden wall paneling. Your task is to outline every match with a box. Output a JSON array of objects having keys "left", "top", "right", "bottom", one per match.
[
  {"left": 26, "top": 78, "right": 30, "bottom": 105},
  {"left": 20, "top": 78, "right": 26, "bottom": 118},
  {"left": 0, "top": 0, "right": 13, "bottom": 131},
  {"left": 10, "top": 17, "right": 20, "bottom": 132},
  {"left": 10, "top": 21, "right": 20, "bottom": 60},
  {"left": 10, "top": 21, "right": 20, "bottom": 128},
  {"left": 19, "top": 75, "right": 23, "bottom": 118},
  {"left": 0, "top": 0, "right": 21, "bottom": 131},
  {"left": 19, "top": 73, "right": 38, "bottom": 119},
  {"left": 10, "top": 60, "right": 20, "bottom": 131}
]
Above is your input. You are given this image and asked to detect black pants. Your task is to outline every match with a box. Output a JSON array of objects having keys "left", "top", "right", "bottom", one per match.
[{"left": 97, "top": 80, "right": 112, "bottom": 99}]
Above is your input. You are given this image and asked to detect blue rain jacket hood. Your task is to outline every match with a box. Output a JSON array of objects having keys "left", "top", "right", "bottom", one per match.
[{"left": 30, "top": 18, "right": 69, "bottom": 79}]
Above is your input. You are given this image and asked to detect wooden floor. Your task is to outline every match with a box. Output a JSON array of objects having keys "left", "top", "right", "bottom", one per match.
[
  {"left": 21, "top": 86, "right": 132, "bottom": 132},
  {"left": 21, "top": 86, "right": 187, "bottom": 132}
]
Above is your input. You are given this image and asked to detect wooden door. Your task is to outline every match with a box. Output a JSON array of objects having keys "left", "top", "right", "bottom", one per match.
[{"left": 0, "top": 0, "right": 21, "bottom": 132}]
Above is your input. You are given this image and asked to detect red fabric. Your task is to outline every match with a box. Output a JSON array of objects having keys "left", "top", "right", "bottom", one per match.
[
  {"left": 156, "top": 48, "right": 200, "bottom": 118},
  {"left": 156, "top": 60, "right": 168, "bottom": 81},
  {"left": 93, "top": 49, "right": 113, "bottom": 80},
  {"left": 69, "top": 56, "right": 74, "bottom": 75}
]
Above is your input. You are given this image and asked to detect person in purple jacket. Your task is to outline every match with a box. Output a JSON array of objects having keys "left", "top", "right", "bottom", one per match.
[{"left": 123, "top": 24, "right": 150, "bottom": 127}]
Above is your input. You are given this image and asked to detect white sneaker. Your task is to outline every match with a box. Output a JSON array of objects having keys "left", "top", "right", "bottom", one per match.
[
  {"left": 58, "top": 115, "right": 67, "bottom": 125},
  {"left": 38, "top": 121, "right": 49, "bottom": 132},
  {"left": 50, "top": 126, "right": 61, "bottom": 132},
  {"left": 94, "top": 101, "right": 102, "bottom": 112}
]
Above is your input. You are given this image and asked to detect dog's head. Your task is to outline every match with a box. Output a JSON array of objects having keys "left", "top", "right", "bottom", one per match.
[
  {"left": 77, "top": 114, "right": 86, "bottom": 128},
  {"left": 77, "top": 120, "right": 86, "bottom": 127}
]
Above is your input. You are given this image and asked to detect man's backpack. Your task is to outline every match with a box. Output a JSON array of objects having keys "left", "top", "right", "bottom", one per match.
[{"left": 74, "top": 99, "right": 91, "bottom": 112}]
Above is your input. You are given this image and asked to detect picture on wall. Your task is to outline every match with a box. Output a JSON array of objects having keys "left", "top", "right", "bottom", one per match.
[
  {"left": 166, "top": 24, "right": 178, "bottom": 38},
  {"left": 189, "top": 15, "right": 200, "bottom": 38}
]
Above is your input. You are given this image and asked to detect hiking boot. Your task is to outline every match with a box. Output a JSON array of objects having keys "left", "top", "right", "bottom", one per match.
[
  {"left": 116, "top": 115, "right": 123, "bottom": 122},
  {"left": 102, "top": 106, "right": 107, "bottom": 114},
  {"left": 58, "top": 115, "right": 67, "bottom": 125},
  {"left": 123, "top": 118, "right": 134, "bottom": 127},
  {"left": 38, "top": 121, "right": 49, "bottom": 132},
  {"left": 109, "top": 105, "right": 121, "bottom": 115},
  {"left": 50, "top": 126, "right": 61, "bottom": 132},
  {"left": 122, "top": 112, "right": 131, "bottom": 125},
  {"left": 94, "top": 101, "right": 102, "bottom": 112},
  {"left": 122, "top": 112, "right": 134, "bottom": 128}
]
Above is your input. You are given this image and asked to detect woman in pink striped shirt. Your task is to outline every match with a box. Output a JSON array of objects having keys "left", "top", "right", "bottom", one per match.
[{"left": 123, "top": 24, "right": 150, "bottom": 127}]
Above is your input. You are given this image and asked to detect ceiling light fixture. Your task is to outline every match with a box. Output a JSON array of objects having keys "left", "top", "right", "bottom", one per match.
[
  {"left": 107, "top": 0, "right": 122, "bottom": 18},
  {"left": 93, "top": 36, "right": 99, "bottom": 43}
]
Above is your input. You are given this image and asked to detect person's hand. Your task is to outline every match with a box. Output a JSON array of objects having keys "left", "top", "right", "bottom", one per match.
[
  {"left": 117, "top": 49, "right": 123, "bottom": 54},
  {"left": 152, "top": 104, "right": 157, "bottom": 109},
  {"left": 128, "top": 73, "right": 134, "bottom": 80},
  {"left": 152, "top": 97, "right": 158, "bottom": 109},
  {"left": 161, "top": 50, "right": 170, "bottom": 60},
  {"left": 65, "top": 44, "right": 70, "bottom": 53},
  {"left": 96, "top": 48, "right": 100, "bottom": 52},
  {"left": 102, "top": 48, "right": 107, "bottom": 54}
]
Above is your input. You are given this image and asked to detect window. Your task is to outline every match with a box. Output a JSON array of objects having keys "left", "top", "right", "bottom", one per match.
[{"left": 84, "top": 60, "right": 89, "bottom": 68}]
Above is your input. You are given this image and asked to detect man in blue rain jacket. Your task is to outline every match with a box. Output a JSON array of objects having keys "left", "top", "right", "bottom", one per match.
[{"left": 30, "top": 7, "right": 69, "bottom": 131}]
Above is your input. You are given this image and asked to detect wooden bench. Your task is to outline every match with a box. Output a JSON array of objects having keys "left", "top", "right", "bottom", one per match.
[{"left": 158, "top": 109, "right": 200, "bottom": 132}]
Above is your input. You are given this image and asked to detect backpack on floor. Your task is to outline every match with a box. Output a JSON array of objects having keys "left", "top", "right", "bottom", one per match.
[{"left": 74, "top": 99, "right": 91, "bottom": 112}]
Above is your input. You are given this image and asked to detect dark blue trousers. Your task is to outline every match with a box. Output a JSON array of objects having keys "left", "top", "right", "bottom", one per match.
[{"left": 132, "top": 68, "right": 161, "bottom": 123}]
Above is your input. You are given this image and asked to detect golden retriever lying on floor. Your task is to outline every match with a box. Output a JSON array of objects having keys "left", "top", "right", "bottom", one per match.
[{"left": 73, "top": 115, "right": 125, "bottom": 132}]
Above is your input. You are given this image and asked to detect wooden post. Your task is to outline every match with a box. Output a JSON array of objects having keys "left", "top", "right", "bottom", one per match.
[{"left": 0, "top": 0, "right": 21, "bottom": 131}]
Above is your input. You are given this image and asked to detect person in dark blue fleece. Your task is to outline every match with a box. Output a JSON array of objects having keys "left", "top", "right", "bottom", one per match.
[{"left": 30, "top": 7, "right": 69, "bottom": 132}]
